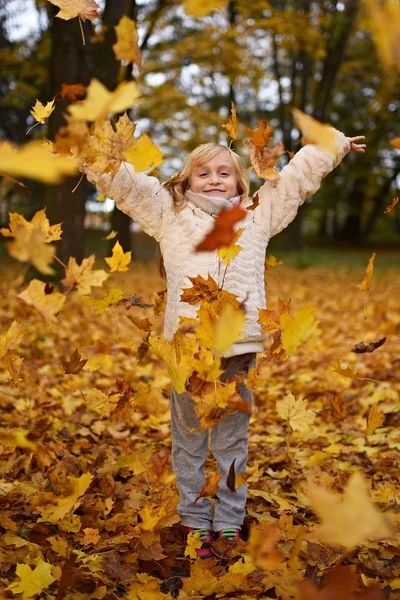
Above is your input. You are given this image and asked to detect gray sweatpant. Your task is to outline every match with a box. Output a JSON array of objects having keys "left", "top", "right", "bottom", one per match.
[{"left": 170, "top": 352, "right": 256, "bottom": 531}]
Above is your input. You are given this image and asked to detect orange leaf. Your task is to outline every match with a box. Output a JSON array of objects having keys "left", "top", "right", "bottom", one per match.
[
  {"left": 354, "top": 252, "right": 376, "bottom": 291},
  {"left": 195, "top": 472, "right": 222, "bottom": 503},
  {"left": 384, "top": 197, "right": 398, "bottom": 213},
  {"left": 221, "top": 102, "right": 238, "bottom": 140},
  {"left": 60, "top": 83, "right": 86, "bottom": 101},
  {"left": 195, "top": 204, "right": 246, "bottom": 251},
  {"left": 366, "top": 404, "right": 385, "bottom": 435}
]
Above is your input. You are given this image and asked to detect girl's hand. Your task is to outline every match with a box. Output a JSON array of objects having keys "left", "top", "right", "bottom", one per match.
[{"left": 348, "top": 136, "right": 366, "bottom": 153}]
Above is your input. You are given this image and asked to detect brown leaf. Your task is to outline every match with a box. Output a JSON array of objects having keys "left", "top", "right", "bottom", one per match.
[
  {"left": 384, "top": 197, "right": 398, "bottom": 213},
  {"left": 194, "top": 472, "right": 222, "bottom": 503},
  {"left": 351, "top": 337, "right": 386, "bottom": 354},
  {"left": 226, "top": 458, "right": 236, "bottom": 492},
  {"left": 247, "top": 192, "right": 259, "bottom": 211},
  {"left": 63, "top": 348, "right": 87, "bottom": 374},
  {"left": 60, "top": 83, "right": 86, "bottom": 102},
  {"left": 366, "top": 404, "right": 385, "bottom": 435}
]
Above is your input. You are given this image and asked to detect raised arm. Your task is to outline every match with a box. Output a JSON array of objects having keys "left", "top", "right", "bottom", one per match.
[
  {"left": 85, "top": 162, "right": 173, "bottom": 242},
  {"left": 254, "top": 129, "right": 351, "bottom": 239}
]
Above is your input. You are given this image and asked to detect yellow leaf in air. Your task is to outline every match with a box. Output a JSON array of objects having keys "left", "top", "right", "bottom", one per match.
[
  {"left": 62, "top": 254, "right": 109, "bottom": 295},
  {"left": 384, "top": 197, "right": 398, "bottom": 213},
  {"left": 185, "top": 530, "right": 204, "bottom": 559},
  {"left": 1, "top": 209, "right": 62, "bottom": 242},
  {"left": 17, "top": 280, "right": 66, "bottom": 322},
  {"left": 217, "top": 227, "right": 244, "bottom": 266},
  {"left": 0, "top": 321, "right": 23, "bottom": 359},
  {"left": 0, "top": 141, "right": 77, "bottom": 183},
  {"left": 280, "top": 304, "right": 319, "bottom": 356},
  {"left": 30, "top": 99, "right": 55, "bottom": 124},
  {"left": 113, "top": 15, "right": 142, "bottom": 71},
  {"left": 184, "top": 0, "right": 228, "bottom": 17},
  {"left": 292, "top": 108, "right": 337, "bottom": 154},
  {"left": 276, "top": 393, "right": 315, "bottom": 432},
  {"left": 104, "top": 230, "right": 117, "bottom": 240},
  {"left": 307, "top": 471, "right": 396, "bottom": 548},
  {"left": 125, "top": 133, "right": 163, "bottom": 172},
  {"left": 265, "top": 254, "right": 283, "bottom": 271},
  {"left": 193, "top": 380, "right": 237, "bottom": 430},
  {"left": 258, "top": 298, "right": 291, "bottom": 333},
  {"left": 181, "top": 274, "right": 240, "bottom": 317},
  {"left": 68, "top": 79, "right": 140, "bottom": 121},
  {"left": 213, "top": 304, "right": 246, "bottom": 355},
  {"left": 366, "top": 403, "right": 385, "bottom": 435},
  {"left": 7, "top": 226, "right": 55, "bottom": 275},
  {"left": 390, "top": 137, "right": 400, "bottom": 149},
  {"left": 362, "top": 0, "right": 400, "bottom": 72},
  {"left": 7, "top": 559, "right": 56, "bottom": 598},
  {"left": 354, "top": 252, "right": 376, "bottom": 291},
  {"left": 105, "top": 241, "right": 132, "bottom": 272},
  {"left": 149, "top": 334, "right": 197, "bottom": 393},
  {"left": 38, "top": 473, "right": 93, "bottom": 524},
  {"left": 81, "top": 288, "right": 125, "bottom": 314},
  {"left": 46, "top": 0, "right": 100, "bottom": 20},
  {"left": 221, "top": 102, "right": 238, "bottom": 140}
]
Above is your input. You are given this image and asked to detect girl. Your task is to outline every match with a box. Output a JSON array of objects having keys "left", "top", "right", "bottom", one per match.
[{"left": 84, "top": 130, "right": 366, "bottom": 558}]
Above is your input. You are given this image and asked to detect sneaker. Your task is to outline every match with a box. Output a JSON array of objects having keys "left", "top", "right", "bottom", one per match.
[
  {"left": 218, "top": 527, "right": 242, "bottom": 542},
  {"left": 186, "top": 527, "right": 214, "bottom": 559}
]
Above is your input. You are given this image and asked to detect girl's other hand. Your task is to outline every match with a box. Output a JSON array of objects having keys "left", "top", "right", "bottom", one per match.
[{"left": 348, "top": 136, "right": 366, "bottom": 153}]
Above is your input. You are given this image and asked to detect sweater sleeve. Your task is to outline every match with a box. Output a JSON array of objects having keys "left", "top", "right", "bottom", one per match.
[
  {"left": 254, "top": 129, "right": 350, "bottom": 239},
  {"left": 85, "top": 162, "right": 173, "bottom": 242}
]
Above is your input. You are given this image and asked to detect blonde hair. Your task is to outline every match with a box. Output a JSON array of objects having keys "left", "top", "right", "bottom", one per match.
[{"left": 157, "top": 144, "right": 249, "bottom": 278}]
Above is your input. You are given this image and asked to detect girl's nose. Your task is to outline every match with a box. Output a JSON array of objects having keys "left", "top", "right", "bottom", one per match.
[{"left": 209, "top": 173, "right": 221, "bottom": 184}]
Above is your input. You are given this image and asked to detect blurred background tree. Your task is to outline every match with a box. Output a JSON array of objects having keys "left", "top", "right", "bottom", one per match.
[{"left": 0, "top": 0, "right": 399, "bottom": 268}]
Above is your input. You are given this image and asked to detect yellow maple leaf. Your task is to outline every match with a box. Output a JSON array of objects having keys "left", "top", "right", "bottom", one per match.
[
  {"left": 307, "top": 472, "right": 396, "bottom": 548},
  {"left": 362, "top": 0, "right": 400, "bottom": 73},
  {"left": 17, "top": 280, "right": 66, "bottom": 322},
  {"left": 276, "top": 393, "right": 315, "bottom": 432},
  {"left": 7, "top": 560, "right": 56, "bottom": 598},
  {"left": 184, "top": 530, "right": 204, "bottom": 559},
  {"left": 82, "top": 527, "right": 100, "bottom": 546},
  {"left": 30, "top": 99, "right": 55, "bottom": 124},
  {"left": 258, "top": 298, "right": 291, "bottom": 333},
  {"left": 213, "top": 304, "right": 246, "bottom": 355},
  {"left": 38, "top": 473, "right": 93, "bottom": 523},
  {"left": 46, "top": 0, "right": 100, "bottom": 20},
  {"left": 292, "top": 108, "right": 337, "bottom": 154},
  {"left": 0, "top": 140, "right": 77, "bottom": 183},
  {"left": 125, "top": 133, "right": 164, "bottom": 172},
  {"left": 0, "top": 321, "right": 23, "bottom": 359},
  {"left": 217, "top": 227, "right": 244, "bottom": 266},
  {"left": 280, "top": 304, "right": 319, "bottom": 356},
  {"left": 68, "top": 79, "right": 140, "bottom": 121},
  {"left": 366, "top": 403, "right": 385, "bottom": 435},
  {"left": 193, "top": 380, "right": 237, "bottom": 430},
  {"left": 81, "top": 288, "right": 124, "bottom": 314},
  {"left": 105, "top": 241, "right": 132, "bottom": 272},
  {"left": 354, "top": 252, "right": 376, "bottom": 291},
  {"left": 181, "top": 274, "right": 240, "bottom": 317},
  {"left": 184, "top": 0, "right": 228, "bottom": 17},
  {"left": 149, "top": 334, "right": 197, "bottom": 393},
  {"left": 113, "top": 15, "right": 142, "bottom": 71},
  {"left": 221, "top": 102, "right": 238, "bottom": 140},
  {"left": 7, "top": 226, "right": 55, "bottom": 275},
  {"left": 62, "top": 254, "right": 109, "bottom": 295}
]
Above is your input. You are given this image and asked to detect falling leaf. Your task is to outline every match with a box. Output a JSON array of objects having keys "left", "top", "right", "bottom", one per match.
[
  {"left": 213, "top": 304, "right": 246, "bottom": 355},
  {"left": 62, "top": 254, "right": 109, "bottom": 295},
  {"left": 195, "top": 472, "right": 222, "bottom": 503},
  {"left": 332, "top": 362, "right": 359, "bottom": 379},
  {"left": 181, "top": 274, "right": 240, "bottom": 315},
  {"left": 126, "top": 315, "right": 153, "bottom": 333},
  {"left": 30, "top": 99, "right": 55, "bottom": 124},
  {"left": 366, "top": 404, "right": 385, "bottom": 435},
  {"left": 384, "top": 197, "right": 398, "bottom": 213},
  {"left": 63, "top": 348, "right": 87, "bottom": 374},
  {"left": 245, "top": 120, "right": 274, "bottom": 149},
  {"left": 307, "top": 471, "right": 396, "bottom": 548},
  {"left": 113, "top": 15, "right": 142, "bottom": 71},
  {"left": 38, "top": 473, "right": 94, "bottom": 523},
  {"left": 351, "top": 337, "right": 386, "bottom": 354},
  {"left": 125, "top": 133, "right": 164, "bottom": 172},
  {"left": 292, "top": 108, "right": 337, "bottom": 154},
  {"left": 0, "top": 141, "right": 77, "bottom": 183},
  {"left": 0, "top": 321, "right": 23, "bottom": 359},
  {"left": 68, "top": 79, "right": 140, "bottom": 121},
  {"left": 17, "top": 279, "right": 66, "bottom": 322},
  {"left": 258, "top": 298, "right": 291, "bottom": 333},
  {"left": 7, "top": 226, "right": 55, "bottom": 275},
  {"left": 46, "top": 0, "right": 100, "bottom": 21},
  {"left": 217, "top": 227, "right": 244, "bottom": 266},
  {"left": 221, "top": 102, "right": 237, "bottom": 140},
  {"left": 277, "top": 394, "right": 315, "bottom": 432},
  {"left": 7, "top": 560, "right": 56, "bottom": 598},
  {"left": 184, "top": 0, "right": 228, "bottom": 17},
  {"left": 226, "top": 459, "right": 236, "bottom": 492},
  {"left": 247, "top": 192, "right": 259, "bottom": 211},
  {"left": 354, "top": 252, "right": 376, "bottom": 291},
  {"left": 362, "top": 0, "right": 400, "bottom": 73},
  {"left": 104, "top": 230, "right": 118, "bottom": 240},
  {"left": 196, "top": 205, "right": 246, "bottom": 252},
  {"left": 60, "top": 82, "right": 86, "bottom": 101},
  {"left": 390, "top": 137, "right": 400, "bottom": 149},
  {"left": 280, "top": 305, "right": 319, "bottom": 356},
  {"left": 105, "top": 241, "right": 132, "bottom": 272},
  {"left": 81, "top": 288, "right": 125, "bottom": 314}
]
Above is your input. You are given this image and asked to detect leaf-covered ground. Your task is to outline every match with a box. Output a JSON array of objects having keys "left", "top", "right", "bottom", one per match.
[{"left": 0, "top": 260, "right": 399, "bottom": 599}]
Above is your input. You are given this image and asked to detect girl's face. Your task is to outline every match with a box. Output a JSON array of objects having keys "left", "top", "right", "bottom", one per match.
[{"left": 188, "top": 151, "right": 238, "bottom": 199}]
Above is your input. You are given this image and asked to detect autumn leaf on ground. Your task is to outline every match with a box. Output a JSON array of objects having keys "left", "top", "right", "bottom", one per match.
[
  {"left": 105, "top": 241, "right": 132, "bottom": 272},
  {"left": 184, "top": 0, "right": 228, "bottom": 17},
  {"left": 184, "top": 530, "right": 203, "bottom": 559},
  {"left": 63, "top": 348, "right": 87, "bottom": 374},
  {"left": 113, "top": 15, "right": 142, "bottom": 71},
  {"left": 81, "top": 288, "right": 125, "bottom": 314},
  {"left": 82, "top": 527, "right": 100, "bottom": 546},
  {"left": 307, "top": 471, "right": 396, "bottom": 548},
  {"left": 277, "top": 393, "right": 315, "bottom": 432},
  {"left": 196, "top": 204, "right": 246, "bottom": 251},
  {"left": 0, "top": 430, "right": 36, "bottom": 450},
  {"left": 46, "top": 0, "right": 100, "bottom": 21},
  {"left": 221, "top": 102, "right": 237, "bottom": 140},
  {"left": 384, "top": 197, "right": 398, "bottom": 213},
  {"left": 297, "top": 564, "right": 385, "bottom": 600},
  {"left": 195, "top": 472, "right": 222, "bottom": 503},
  {"left": 60, "top": 82, "right": 86, "bottom": 101},
  {"left": 125, "top": 133, "right": 163, "bottom": 172},
  {"left": 281, "top": 304, "right": 319, "bottom": 356},
  {"left": 0, "top": 140, "right": 77, "bottom": 183},
  {"left": 68, "top": 79, "right": 140, "bottom": 121},
  {"left": 62, "top": 254, "right": 109, "bottom": 295},
  {"left": 366, "top": 404, "right": 385, "bottom": 435},
  {"left": 17, "top": 280, "right": 66, "bottom": 322},
  {"left": 38, "top": 473, "right": 93, "bottom": 523},
  {"left": 354, "top": 252, "right": 376, "bottom": 290},
  {"left": 292, "top": 108, "right": 337, "bottom": 154},
  {"left": 351, "top": 337, "right": 386, "bottom": 354},
  {"left": 7, "top": 560, "right": 56, "bottom": 598},
  {"left": 30, "top": 99, "right": 55, "bottom": 124},
  {"left": 181, "top": 274, "right": 240, "bottom": 316},
  {"left": 258, "top": 298, "right": 291, "bottom": 333}
]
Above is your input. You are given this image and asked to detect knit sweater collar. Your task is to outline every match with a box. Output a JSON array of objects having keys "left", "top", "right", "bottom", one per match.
[{"left": 186, "top": 189, "right": 241, "bottom": 215}]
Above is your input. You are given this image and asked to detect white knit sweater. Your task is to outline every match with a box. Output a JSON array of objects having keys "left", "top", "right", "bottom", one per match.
[{"left": 87, "top": 130, "right": 350, "bottom": 357}]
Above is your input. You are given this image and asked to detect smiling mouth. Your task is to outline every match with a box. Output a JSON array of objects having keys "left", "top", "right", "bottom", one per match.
[{"left": 205, "top": 189, "right": 225, "bottom": 192}]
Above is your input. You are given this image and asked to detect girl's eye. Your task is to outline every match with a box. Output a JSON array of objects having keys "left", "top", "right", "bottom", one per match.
[
  {"left": 221, "top": 172, "right": 229, "bottom": 176},
  {"left": 199, "top": 173, "right": 208, "bottom": 177}
]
